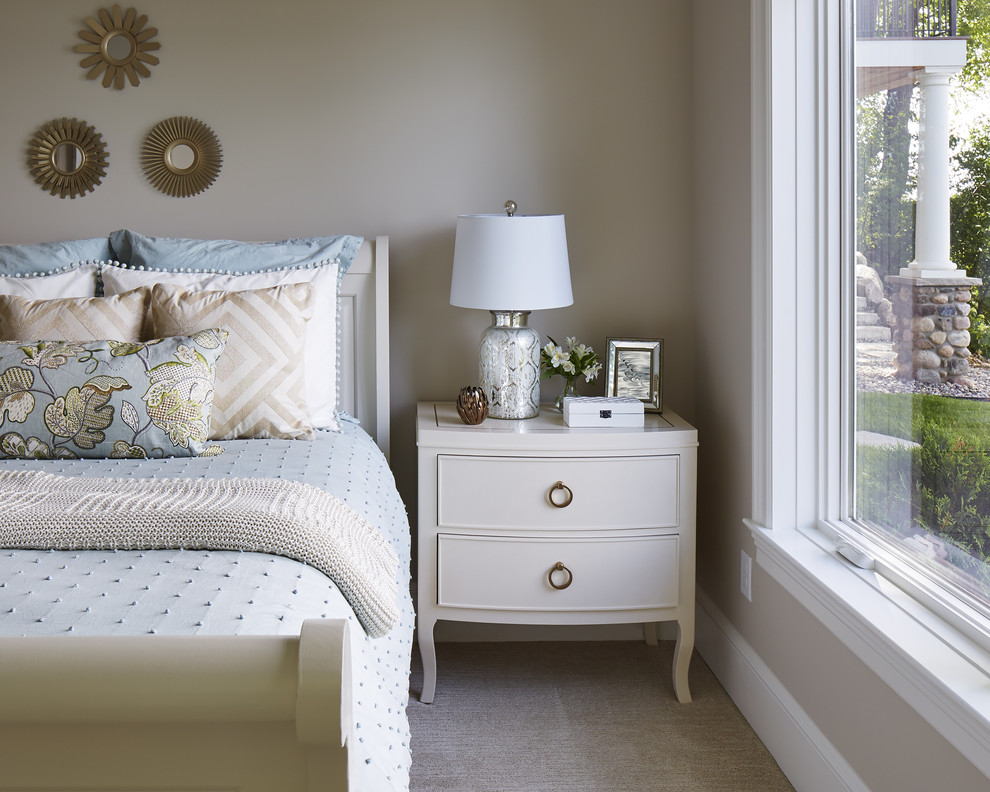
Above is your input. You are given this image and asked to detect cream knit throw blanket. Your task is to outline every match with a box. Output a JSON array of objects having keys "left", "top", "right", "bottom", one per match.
[{"left": 0, "top": 470, "right": 400, "bottom": 638}]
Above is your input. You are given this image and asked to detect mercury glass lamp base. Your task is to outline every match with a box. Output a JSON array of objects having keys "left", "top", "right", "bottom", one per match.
[{"left": 479, "top": 310, "right": 541, "bottom": 419}]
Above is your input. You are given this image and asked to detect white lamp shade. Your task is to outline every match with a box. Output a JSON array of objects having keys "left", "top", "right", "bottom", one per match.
[{"left": 450, "top": 213, "right": 573, "bottom": 311}]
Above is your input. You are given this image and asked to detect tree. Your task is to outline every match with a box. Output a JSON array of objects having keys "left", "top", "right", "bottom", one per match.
[
  {"left": 857, "top": 87, "right": 917, "bottom": 279},
  {"left": 958, "top": 0, "right": 990, "bottom": 90},
  {"left": 856, "top": 2, "right": 920, "bottom": 278},
  {"left": 950, "top": 2, "right": 990, "bottom": 356},
  {"left": 951, "top": 127, "right": 990, "bottom": 278},
  {"left": 951, "top": 124, "right": 990, "bottom": 355}
]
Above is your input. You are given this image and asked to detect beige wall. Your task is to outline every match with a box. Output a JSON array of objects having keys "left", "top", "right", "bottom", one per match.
[{"left": 0, "top": 0, "right": 694, "bottom": 516}]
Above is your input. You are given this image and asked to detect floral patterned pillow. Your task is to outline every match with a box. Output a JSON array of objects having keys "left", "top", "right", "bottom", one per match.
[{"left": 0, "top": 329, "right": 228, "bottom": 460}]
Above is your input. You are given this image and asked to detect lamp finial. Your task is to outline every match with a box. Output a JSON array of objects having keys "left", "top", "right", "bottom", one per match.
[{"left": 504, "top": 200, "right": 517, "bottom": 217}]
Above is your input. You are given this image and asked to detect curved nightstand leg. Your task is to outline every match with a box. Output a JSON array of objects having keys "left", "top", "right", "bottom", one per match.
[
  {"left": 672, "top": 618, "right": 694, "bottom": 703},
  {"left": 418, "top": 617, "right": 438, "bottom": 704},
  {"left": 643, "top": 622, "right": 658, "bottom": 646}
]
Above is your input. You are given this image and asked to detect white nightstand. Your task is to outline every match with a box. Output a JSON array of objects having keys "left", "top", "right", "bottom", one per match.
[{"left": 415, "top": 401, "right": 698, "bottom": 704}]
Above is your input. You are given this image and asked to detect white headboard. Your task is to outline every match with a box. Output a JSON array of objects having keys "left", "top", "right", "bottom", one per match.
[{"left": 338, "top": 236, "right": 390, "bottom": 460}]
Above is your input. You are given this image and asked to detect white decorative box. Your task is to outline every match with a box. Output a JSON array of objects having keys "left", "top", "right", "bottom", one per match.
[{"left": 562, "top": 396, "right": 644, "bottom": 427}]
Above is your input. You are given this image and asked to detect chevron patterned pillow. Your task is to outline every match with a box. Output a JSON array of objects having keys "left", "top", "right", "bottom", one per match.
[
  {"left": 149, "top": 282, "right": 315, "bottom": 441},
  {"left": 0, "top": 288, "right": 148, "bottom": 343}
]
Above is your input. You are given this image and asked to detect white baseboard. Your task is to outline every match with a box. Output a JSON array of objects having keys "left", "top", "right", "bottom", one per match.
[{"left": 694, "top": 587, "right": 869, "bottom": 792}]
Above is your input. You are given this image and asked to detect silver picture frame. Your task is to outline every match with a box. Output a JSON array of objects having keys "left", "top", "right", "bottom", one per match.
[{"left": 605, "top": 337, "right": 662, "bottom": 412}]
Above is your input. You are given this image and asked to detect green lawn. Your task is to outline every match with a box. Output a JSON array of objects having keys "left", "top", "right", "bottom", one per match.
[
  {"left": 856, "top": 391, "right": 990, "bottom": 598},
  {"left": 858, "top": 391, "right": 990, "bottom": 446}
]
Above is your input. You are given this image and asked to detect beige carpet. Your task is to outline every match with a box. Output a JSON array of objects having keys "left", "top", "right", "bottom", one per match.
[{"left": 407, "top": 641, "right": 795, "bottom": 792}]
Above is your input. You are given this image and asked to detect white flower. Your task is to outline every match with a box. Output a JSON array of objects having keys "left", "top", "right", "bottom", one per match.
[{"left": 541, "top": 336, "right": 599, "bottom": 384}]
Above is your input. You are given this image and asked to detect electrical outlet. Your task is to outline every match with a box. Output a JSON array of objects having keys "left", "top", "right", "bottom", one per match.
[{"left": 740, "top": 550, "right": 753, "bottom": 602}]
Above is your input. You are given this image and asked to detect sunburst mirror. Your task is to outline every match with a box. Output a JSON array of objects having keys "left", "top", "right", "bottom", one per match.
[
  {"left": 75, "top": 5, "right": 160, "bottom": 90},
  {"left": 27, "top": 118, "right": 109, "bottom": 199},
  {"left": 141, "top": 116, "right": 223, "bottom": 198}
]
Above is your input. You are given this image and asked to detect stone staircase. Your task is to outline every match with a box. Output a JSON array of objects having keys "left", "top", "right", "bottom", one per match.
[{"left": 857, "top": 295, "right": 892, "bottom": 343}]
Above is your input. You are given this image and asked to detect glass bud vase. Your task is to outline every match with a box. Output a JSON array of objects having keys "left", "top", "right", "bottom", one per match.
[{"left": 554, "top": 378, "right": 578, "bottom": 410}]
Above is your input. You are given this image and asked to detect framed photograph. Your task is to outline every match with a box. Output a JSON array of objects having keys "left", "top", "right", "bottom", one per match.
[{"left": 605, "top": 337, "right": 663, "bottom": 412}]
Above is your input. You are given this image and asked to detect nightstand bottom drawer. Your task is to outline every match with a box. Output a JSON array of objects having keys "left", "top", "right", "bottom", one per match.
[{"left": 437, "top": 534, "right": 679, "bottom": 611}]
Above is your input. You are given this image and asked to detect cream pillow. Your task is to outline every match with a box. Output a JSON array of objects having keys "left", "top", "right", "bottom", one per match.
[
  {"left": 148, "top": 282, "right": 315, "bottom": 441},
  {"left": 0, "top": 262, "right": 100, "bottom": 299},
  {"left": 0, "top": 288, "right": 148, "bottom": 342},
  {"left": 102, "top": 261, "right": 340, "bottom": 430}
]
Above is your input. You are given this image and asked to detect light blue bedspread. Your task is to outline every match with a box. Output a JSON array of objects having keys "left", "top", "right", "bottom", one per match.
[{"left": 0, "top": 419, "right": 414, "bottom": 791}]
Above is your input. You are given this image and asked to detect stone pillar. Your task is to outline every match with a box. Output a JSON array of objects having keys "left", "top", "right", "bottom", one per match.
[
  {"left": 885, "top": 65, "right": 981, "bottom": 387},
  {"left": 887, "top": 275, "right": 982, "bottom": 386}
]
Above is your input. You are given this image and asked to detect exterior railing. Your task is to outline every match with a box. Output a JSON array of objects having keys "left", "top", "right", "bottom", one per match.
[{"left": 856, "top": 0, "right": 957, "bottom": 38}]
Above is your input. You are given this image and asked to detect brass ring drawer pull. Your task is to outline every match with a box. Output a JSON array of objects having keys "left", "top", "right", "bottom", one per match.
[
  {"left": 548, "top": 481, "right": 573, "bottom": 508},
  {"left": 548, "top": 561, "right": 573, "bottom": 590}
]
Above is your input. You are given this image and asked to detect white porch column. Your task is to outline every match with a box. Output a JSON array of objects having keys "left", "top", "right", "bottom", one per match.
[{"left": 903, "top": 66, "right": 963, "bottom": 278}]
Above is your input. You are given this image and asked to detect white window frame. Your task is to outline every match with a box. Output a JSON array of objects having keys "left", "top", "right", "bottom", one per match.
[{"left": 748, "top": 0, "right": 990, "bottom": 776}]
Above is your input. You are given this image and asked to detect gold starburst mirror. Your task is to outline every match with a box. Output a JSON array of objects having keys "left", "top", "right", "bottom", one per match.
[
  {"left": 76, "top": 5, "right": 160, "bottom": 90},
  {"left": 27, "top": 118, "right": 109, "bottom": 199},
  {"left": 141, "top": 117, "right": 223, "bottom": 198}
]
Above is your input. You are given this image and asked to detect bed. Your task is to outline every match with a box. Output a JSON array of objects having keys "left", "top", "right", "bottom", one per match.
[{"left": 0, "top": 233, "right": 413, "bottom": 792}]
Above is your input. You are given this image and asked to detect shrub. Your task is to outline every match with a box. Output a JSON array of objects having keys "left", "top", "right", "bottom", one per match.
[
  {"left": 856, "top": 392, "right": 990, "bottom": 564},
  {"left": 970, "top": 303, "right": 990, "bottom": 359}
]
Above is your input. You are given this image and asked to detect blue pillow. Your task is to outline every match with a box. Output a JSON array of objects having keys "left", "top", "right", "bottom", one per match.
[
  {"left": 0, "top": 330, "right": 228, "bottom": 459},
  {"left": 108, "top": 230, "right": 363, "bottom": 275},
  {"left": 0, "top": 238, "right": 114, "bottom": 275}
]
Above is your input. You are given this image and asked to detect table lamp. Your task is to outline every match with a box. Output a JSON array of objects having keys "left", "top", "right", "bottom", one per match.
[{"left": 450, "top": 200, "right": 573, "bottom": 419}]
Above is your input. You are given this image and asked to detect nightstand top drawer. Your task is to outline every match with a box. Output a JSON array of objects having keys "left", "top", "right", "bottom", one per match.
[
  {"left": 417, "top": 402, "right": 698, "bottom": 453},
  {"left": 438, "top": 453, "right": 679, "bottom": 530}
]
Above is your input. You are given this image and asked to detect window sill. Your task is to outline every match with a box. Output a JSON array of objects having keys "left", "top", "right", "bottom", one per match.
[{"left": 748, "top": 520, "right": 990, "bottom": 778}]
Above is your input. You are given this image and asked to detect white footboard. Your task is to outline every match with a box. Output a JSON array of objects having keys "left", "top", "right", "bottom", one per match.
[{"left": 0, "top": 618, "right": 351, "bottom": 791}]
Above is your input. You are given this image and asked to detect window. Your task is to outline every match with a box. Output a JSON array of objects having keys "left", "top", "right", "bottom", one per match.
[
  {"left": 852, "top": 0, "right": 990, "bottom": 638},
  {"left": 749, "top": 0, "right": 990, "bottom": 775}
]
